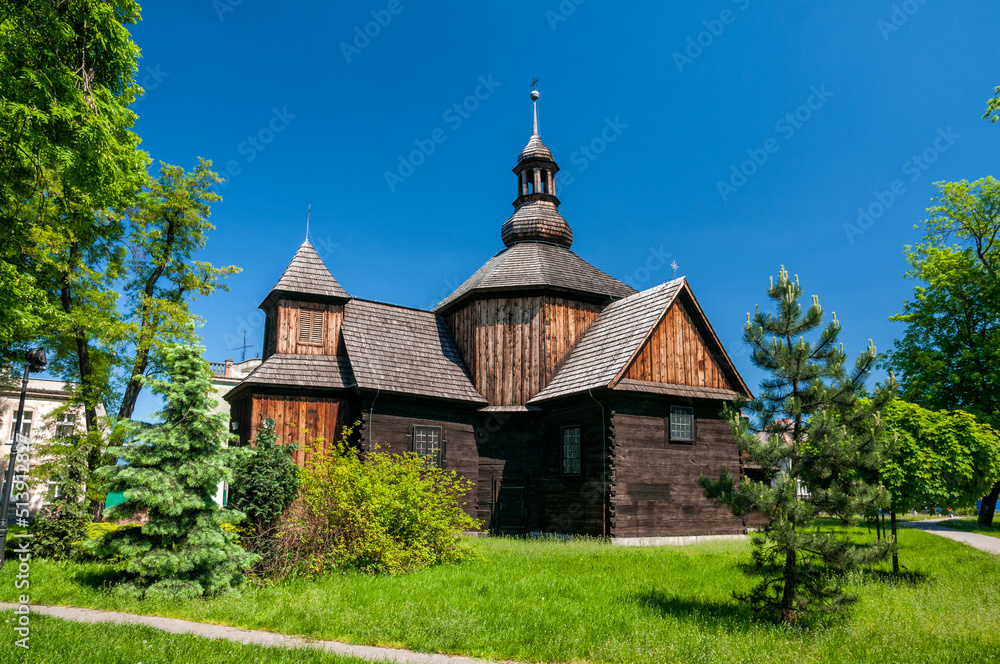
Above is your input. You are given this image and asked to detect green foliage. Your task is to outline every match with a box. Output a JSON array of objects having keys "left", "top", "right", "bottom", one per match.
[
  {"left": 88, "top": 341, "right": 257, "bottom": 598},
  {"left": 0, "top": 0, "right": 147, "bottom": 369},
  {"left": 271, "top": 424, "right": 479, "bottom": 578},
  {"left": 29, "top": 426, "right": 93, "bottom": 560},
  {"left": 883, "top": 177, "right": 1000, "bottom": 428},
  {"left": 882, "top": 177, "right": 1000, "bottom": 524},
  {"left": 700, "top": 267, "right": 894, "bottom": 623},
  {"left": 115, "top": 158, "right": 239, "bottom": 420},
  {"left": 985, "top": 84, "right": 1000, "bottom": 123},
  {"left": 230, "top": 417, "right": 300, "bottom": 532},
  {"left": 881, "top": 400, "right": 1000, "bottom": 511}
]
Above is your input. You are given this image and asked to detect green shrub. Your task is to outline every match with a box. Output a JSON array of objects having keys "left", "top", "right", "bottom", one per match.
[
  {"left": 29, "top": 510, "right": 90, "bottom": 561},
  {"left": 229, "top": 416, "right": 299, "bottom": 565},
  {"left": 270, "top": 424, "right": 479, "bottom": 578}
]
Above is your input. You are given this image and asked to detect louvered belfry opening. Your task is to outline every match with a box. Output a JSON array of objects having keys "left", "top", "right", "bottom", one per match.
[{"left": 298, "top": 308, "right": 325, "bottom": 345}]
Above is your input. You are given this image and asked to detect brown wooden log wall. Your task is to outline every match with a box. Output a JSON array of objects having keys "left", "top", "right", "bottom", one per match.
[
  {"left": 247, "top": 394, "right": 352, "bottom": 466},
  {"left": 274, "top": 299, "right": 344, "bottom": 356},
  {"left": 473, "top": 400, "right": 610, "bottom": 536},
  {"left": 623, "top": 302, "right": 730, "bottom": 389},
  {"left": 609, "top": 396, "right": 747, "bottom": 537},
  {"left": 447, "top": 296, "right": 603, "bottom": 405}
]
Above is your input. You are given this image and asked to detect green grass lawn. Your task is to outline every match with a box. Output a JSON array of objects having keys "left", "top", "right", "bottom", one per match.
[
  {"left": 0, "top": 612, "right": 368, "bottom": 664},
  {"left": 2, "top": 523, "right": 999, "bottom": 664},
  {"left": 937, "top": 517, "right": 1000, "bottom": 539}
]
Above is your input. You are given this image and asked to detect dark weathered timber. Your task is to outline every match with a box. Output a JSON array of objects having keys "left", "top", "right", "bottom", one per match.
[{"left": 609, "top": 395, "right": 747, "bottom": 537}]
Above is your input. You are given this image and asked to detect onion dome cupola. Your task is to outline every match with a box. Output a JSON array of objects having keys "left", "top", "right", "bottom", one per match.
[{"left": 501, "top": 90, "right": 574, "bottom": 249}]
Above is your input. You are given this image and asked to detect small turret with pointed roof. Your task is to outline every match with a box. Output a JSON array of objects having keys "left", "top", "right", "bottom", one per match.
[
  {"left": 260, "top": 238, "right": 349, "bottom": 309},
  {"left": 501, "top": 88, "right": 574, "bottom": 248}
]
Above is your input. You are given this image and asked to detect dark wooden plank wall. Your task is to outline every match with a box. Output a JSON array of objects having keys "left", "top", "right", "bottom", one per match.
[
  {"left": 473, "top": 400, "right": 610, "bottom": 536},
  {"left": 360, "top": 398, "right": 480, "bottom": 521},
  {"left": 610, "top": 396, "right": 746, "bottom": 537},
  {"left": 275, "top": 299, "right": 344, "bottom": 356},
  {"left": 623, "top": 301, "right": 730, "bottom": 389},
  {"left": 447, "top": 296, "right": 603, "bottom": 405},
  {"left": 535, "top": 401, "right": 610, "bottom": 536}
]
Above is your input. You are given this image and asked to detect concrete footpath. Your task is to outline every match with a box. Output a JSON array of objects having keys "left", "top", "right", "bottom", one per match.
[
  {"left": 899, "top": 517, "right": 1000, "bottom": 554},
  {"left": 0, "top": 603, "right": 504, "bottom": 664}
]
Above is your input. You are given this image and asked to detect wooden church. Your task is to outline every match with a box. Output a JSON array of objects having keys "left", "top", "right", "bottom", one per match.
[{"left": 225, "top": 90, "right": 753, "bottom": 539}]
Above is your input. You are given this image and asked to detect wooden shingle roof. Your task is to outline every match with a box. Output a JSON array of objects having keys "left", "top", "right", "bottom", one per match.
[
  {"left": 225, "top": 353, "right": 355, "bottom": 402},
  {"left": 433, "top": 242, "right": 636, "bottom": 314},
  {"left": 341, "top": 299, "right": 487, "bottom": 405},
  {"left": 260, "top": 239, "right": 349, "bottom": 307},
  {"left": 528, "top": 279, "right": 685, "bottom": 403}
]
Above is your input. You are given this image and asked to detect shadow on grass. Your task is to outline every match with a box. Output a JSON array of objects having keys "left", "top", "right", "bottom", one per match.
[
  {"left": 625, "top": 590, "right": 761, "bottom": 629},
  {"left": 71, "top": 566, "right": 128, "bottom": 591}
]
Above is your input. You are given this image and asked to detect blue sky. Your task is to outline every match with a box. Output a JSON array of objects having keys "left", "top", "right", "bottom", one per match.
[{"left": 129, "top": 1, "right": 999, "bottom": 420}]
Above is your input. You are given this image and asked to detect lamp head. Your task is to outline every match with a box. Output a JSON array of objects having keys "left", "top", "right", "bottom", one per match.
[{"left": 26, "top": 348, "right": 47, "bottom": 373}]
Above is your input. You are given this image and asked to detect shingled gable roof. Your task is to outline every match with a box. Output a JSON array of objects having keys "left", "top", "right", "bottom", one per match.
[
  {"left": 528, "top": 278, "right": 750, "bottom": 403},
  {"left": 341, "top": 299, "right": 487, "bottom": 405},
  {"left": 259, "top": 239, "right": 349, "bottom": 308},
  {"left": 433, "top": 242, "right": 636, "bottom": 314},
  {"left": 224, "top": 353, "right": 355, "bottom": 403}
]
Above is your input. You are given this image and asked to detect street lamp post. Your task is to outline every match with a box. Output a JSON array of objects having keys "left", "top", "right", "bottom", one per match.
[{"left": 0, "top": 348, "right": 47, "bottom": 568}]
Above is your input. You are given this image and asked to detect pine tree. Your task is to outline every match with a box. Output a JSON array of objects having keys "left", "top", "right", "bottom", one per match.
[
  {"left": 700, "top": 267, "right": 895, "bottom": 623},
  {"left": 89, "top": 341, "right": 256, "bottom": 599},
  {"left": 230, "top": 417, "right": 300, "bottom": 543}
]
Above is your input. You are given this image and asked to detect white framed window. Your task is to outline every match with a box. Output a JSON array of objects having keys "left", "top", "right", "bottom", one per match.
[
  {"left": 46, "top": 481, "right": 64, "bottom": 501},
  {"left": 298, "top": 309, "right": 325, "bottom": 345},
  {"left": 55, "top": 412, "right": 76, "bottom": 438},
  {"left": 413, "top": 425, "right": 443, "bottom": 466},
  {"left": 562, "top": 425, "right": 581, "bottom": 475},
  {"left": 669, "top": 406, "right": 695, "bottom": 442},
  {"left": 10, "top": 410, "right": 32, "bottom": 441}
]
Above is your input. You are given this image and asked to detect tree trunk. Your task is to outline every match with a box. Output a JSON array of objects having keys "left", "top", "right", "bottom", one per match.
[
  {"left": 890, "top": 511, "right": 899, "bottom": 574},
  {"left": 781, "top": 547, "right": 796, "bottom": 621},
  {"left": 60, "top": 252, "right": 104, "bottom": 521},
  {"left": 978, "top": 480, "right": 1000, "bottom": 526}
]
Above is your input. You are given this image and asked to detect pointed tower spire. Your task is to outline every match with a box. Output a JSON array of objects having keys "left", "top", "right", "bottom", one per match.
[
  {"left": 259, "top": 238, "right": 349, "bottom": 310},
  {"left": 532, "top": 89, "right": 539, "bottom": 136},
  {"left": 501, "top": 85, "right": 573, "bottom": 248},
  {"left": 305, "top": 204, "right": 311, "bottom": 241}
]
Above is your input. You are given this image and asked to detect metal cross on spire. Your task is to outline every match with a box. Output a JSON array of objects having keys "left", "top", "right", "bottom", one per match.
[
  {"left": 671, "top": 260, "right": 679, "bottom": 278},
  {"left": 530, "top": 76, "right": 539, "bottom": 90}
]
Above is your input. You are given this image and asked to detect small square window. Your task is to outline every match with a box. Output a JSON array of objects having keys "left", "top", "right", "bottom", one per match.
[
  {"left": 298, "top": 309, "right": 325, "bottom": 346},
  {"left": 669, "top": 406, "right": 695, "bottom": 442},
  {"left": 413, "top": 425, "right": 443, "bottom": 466},
  {"left": 562, "top": 425, "right": 582, "bottom": 475}
]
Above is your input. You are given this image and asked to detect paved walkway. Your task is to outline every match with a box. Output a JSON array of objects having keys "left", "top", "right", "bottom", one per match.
[
  {"left": 0, "top": 603, "right": 504, "bottom": 664},
  {"left": 899, "top": 517, "right": 1000, "bottom": 554}
]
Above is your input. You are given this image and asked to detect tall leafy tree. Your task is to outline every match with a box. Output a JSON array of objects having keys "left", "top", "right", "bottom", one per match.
[
  {"left": 116, "top": 159, "right": 238, "bottom": 420},
  {"left": 700, "top": 267, "right": 894, "bottom": 623},
  {"left": 90, "top": 341, "right": 256, "bottom": 599},
  {"left": 882, "top": 400, "right": 1000, "bottom": 514},
  {"left": 883, "top": 177, "right": 1000, "bottom": 525},
  {"left": 0, "top": 0, "right": 147, "bottom": 368}
]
